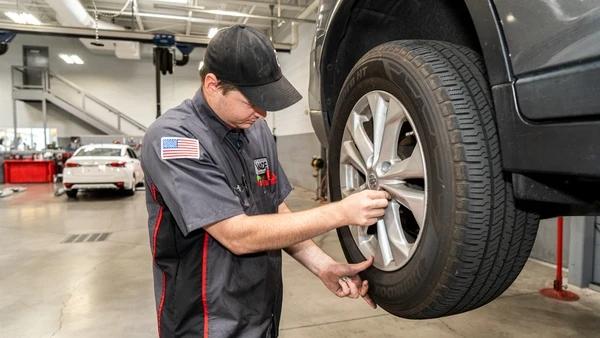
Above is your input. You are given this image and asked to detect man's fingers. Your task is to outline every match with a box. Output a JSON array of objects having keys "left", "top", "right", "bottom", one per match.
[
  {"left": 367, "top": 209, "right": 386, "bottom": 218},
  {"left": 347, "top": 279, "right": 359, "bottom": 298},
  {"left": 362, "top": 294, "right": 377, "bottom": 309},
  {"left": 370, "top": 198, "right": 389, "bottom": 209},
  {"left": 366, "top": 190, "right": 390, "bottom": 200},
  {"left": 337, "top": 278, "right": 350, "bottom": 297},
  {"left": 347, "top": 256, "right": 374, "bottom": 275},
  {"left": 360, "top": 280, "right": 369, "bottom": 297}
]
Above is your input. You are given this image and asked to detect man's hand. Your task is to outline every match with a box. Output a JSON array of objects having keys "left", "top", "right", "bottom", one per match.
[
  {"left": 318, "top": 256, "right": 377, "bottom": 309},
  {"left": 338, "top": 190, "right": 390, "bottom": 227}
]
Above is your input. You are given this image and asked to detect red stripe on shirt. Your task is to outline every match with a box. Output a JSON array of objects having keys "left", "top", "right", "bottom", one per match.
[
  {"left": 157, "top": 271, "right": 167, "bottom": 337},
  {"left": 152, "top": 207, "right": 164, "bottom": 258},
  {"left": 202, "top": 232, "right": 210, "bottom": 338}
]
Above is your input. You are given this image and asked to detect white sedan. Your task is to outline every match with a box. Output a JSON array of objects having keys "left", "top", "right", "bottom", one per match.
[{"left": 63, "top": 144, "right": 144, "bottom": 198}]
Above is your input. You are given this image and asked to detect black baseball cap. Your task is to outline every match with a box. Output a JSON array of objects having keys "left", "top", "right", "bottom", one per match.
[{"left": 202, "top": 25, "right": 302, "bottom": 111}]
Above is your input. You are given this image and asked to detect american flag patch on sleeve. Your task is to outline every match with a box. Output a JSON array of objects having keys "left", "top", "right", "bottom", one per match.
[{"left": 161, "top": 137, "right": 200, "bottom": 160}]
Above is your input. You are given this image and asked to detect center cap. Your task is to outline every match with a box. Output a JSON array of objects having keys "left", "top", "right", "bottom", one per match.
[{"left": 367, "top": 172, "right": 379, "bottom": 190}]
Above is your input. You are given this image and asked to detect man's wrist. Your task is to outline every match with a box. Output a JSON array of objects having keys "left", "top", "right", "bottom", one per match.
[{"left": 321, "top": 201, "right": 347, "bottom": 230}]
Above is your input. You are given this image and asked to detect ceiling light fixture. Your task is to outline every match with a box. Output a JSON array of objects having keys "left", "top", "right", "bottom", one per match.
[
  {"left": 4, "top": 11, "right": 42, "bottom": 25},
  {"left": 207, "top": 27, "right": 218, "bottom": 39},
  {"left": 59, "top": 54, "right": 84, "bottom": 65},
  {"left": 59, "top": 54, "right": 74, "bottom": 64},
  {"left": 204, "top": 9, "right": 247, "bottom": 18},
  {"left": 70, "top": 55, "right": 84, "bottom": 65},
  {"left": 157, "top": 0, "right": 190, "bottom": 3}
]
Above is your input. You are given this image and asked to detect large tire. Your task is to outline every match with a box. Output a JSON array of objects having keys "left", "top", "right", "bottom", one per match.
[
  {"left": 124, "top": 180, "right": 136, "bottom": 196},
  {"left": 328, "top": 40, "right": 539, "bottom": 319}
]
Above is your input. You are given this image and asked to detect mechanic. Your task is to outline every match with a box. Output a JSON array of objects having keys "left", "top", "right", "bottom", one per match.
[{"left": 141, "top": 25, "right": 389, "bottom": 338}]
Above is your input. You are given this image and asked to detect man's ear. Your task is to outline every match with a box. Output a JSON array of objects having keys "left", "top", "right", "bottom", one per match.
[{"left": 203, "top": 73, "right": 220, "bottom": 94}]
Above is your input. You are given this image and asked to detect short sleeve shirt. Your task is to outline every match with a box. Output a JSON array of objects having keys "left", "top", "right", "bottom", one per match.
[{"left": 141, "top": 89, "right": 292, "bottom": 337}]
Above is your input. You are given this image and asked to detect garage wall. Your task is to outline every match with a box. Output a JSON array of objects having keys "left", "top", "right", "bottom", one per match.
[
  {"left": 0, "top": 26, "right": 320, "bottom": 190},
  {"left": 530, "top": 217, "right": 570, "bottom": 266},
  {"left": 0, "top": 34, "right": 204, "bottom": 135},
  {"left": 269, "top": 23, "right": 321, "bottom": 190},
  {"left": 276, "top": 132, "right": 321, "bottom": 191}
]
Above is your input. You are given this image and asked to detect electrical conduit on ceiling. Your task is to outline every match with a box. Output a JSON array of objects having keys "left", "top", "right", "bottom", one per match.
[{"left": 44, "top": 0, "right": 140, "bottom": 59}]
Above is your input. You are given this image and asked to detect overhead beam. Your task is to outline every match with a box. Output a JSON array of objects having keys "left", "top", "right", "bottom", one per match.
[
  {"left": 95, "top": 8, "right": 272, "bottom": 28},
  {"left": 195, "top": 0, "right": 305, "bottom": 11},
  {"left": 0, "top": 22, "right": 292, "bottom": 51},
  {"left": 132, "top": 0, "right": 145, "bottom": 31},
  {"left": 154, "top": 4, "right": 316, "bottom": 24}
]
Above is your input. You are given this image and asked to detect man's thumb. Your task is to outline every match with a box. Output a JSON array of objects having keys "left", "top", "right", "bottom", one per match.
[{"left": 348, "top": 256, "right": 374, "bottom": 275}]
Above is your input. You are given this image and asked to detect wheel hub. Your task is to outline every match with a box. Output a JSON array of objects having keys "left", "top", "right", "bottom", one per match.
[{"left": 366, "top": 172, "right": 379, "bottom": 190}]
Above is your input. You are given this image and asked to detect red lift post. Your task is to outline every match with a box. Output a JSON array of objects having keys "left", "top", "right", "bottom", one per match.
[{"left": 539, "top": 216, "right": 579, "bottom": 301}]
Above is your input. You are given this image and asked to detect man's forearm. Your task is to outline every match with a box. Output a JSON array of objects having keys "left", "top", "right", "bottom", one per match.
[
  {"left": 205, "top": 202, "right": 347, "bottom": 255},
  {"left": 285, "top": 240, "right": 335, "bottom": 278}
]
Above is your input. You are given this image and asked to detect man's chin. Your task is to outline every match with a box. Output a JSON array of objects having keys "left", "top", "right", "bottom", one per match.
[{"left": 238, "top": 122, "right": 255, "bottom": 129}]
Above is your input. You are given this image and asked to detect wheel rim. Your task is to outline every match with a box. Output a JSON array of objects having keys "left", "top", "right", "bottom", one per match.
[{"left": 339, "top": 90, "right": 428, "bottom": 271}]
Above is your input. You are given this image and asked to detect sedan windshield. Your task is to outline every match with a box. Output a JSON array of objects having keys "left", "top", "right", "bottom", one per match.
[{"left": 74, "top": 148, "right": 122, "bottom": 157}]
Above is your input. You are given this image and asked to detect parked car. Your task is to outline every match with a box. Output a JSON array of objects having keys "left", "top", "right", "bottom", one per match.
[
  {"left": 309, "top": 0, "right": 600, "bottom": 319},
  {"left": 63, "top": 144, "right": 143, "bottom": 198}
]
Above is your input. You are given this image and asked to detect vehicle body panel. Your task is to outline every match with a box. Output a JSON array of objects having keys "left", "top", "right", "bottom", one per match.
[
  {"left": 309, "top": 0, "right": 600, "bottom": 172},
  {"left": 494, "top": 0, "right": 600, "bottom": 75}
]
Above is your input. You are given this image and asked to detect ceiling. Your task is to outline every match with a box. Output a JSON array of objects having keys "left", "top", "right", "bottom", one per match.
[{"left": 0, "top": 0, "right": 317, "bottom": 45}]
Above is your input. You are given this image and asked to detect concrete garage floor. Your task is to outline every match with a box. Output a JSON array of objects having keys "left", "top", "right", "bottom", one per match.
[{"left": 1, "top": 184, "right": 600, "bottom": 338}]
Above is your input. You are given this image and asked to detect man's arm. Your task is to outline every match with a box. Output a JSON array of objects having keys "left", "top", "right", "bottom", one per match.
[
  {"left": 204, "top": 189, "right": 388, "bottom": 255},
  {"left": 280, "top": 203, "right": 377, "bottom": 308}
]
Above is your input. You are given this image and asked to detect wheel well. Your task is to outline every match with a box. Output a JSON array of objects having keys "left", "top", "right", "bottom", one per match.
[{"left": 321, "top": 0, "right": 482, "bottom": 121}]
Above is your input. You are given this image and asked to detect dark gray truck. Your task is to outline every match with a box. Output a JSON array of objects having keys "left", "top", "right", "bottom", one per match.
[{"left": 309, "top": 0, "right": 600, "bottom": 318}]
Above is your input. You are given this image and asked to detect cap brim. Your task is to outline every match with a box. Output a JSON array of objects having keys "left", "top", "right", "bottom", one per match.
[{"left": 237, "top": 75, "right": 302, "bottom": 112}]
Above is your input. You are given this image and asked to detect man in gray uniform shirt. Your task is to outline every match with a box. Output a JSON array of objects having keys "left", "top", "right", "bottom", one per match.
[{"left": 141, "top": 25, "right": 389, "bottom": 338}]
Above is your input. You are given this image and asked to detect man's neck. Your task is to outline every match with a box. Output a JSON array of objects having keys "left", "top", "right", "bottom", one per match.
[{"left": 202, "top": 89, "right": 234, "bottom": 129}]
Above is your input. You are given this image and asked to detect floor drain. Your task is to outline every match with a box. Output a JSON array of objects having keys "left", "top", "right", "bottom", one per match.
[{"left": 63, "top": 232, "right": 112, "bottom": 243}]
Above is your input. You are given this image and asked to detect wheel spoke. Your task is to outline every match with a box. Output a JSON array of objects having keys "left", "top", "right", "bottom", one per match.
[
  {"left": 380, "top": 143, "right": 425, "bottom": 181},
  {"left": 380, "top": 183, "right": 426, "bottom": 228},
  {"left": 340, "top": 140, "right": 367, "bottom": 175},
  {"left": 384, "top": 201, "right": 411, "bottom": 259},
  {"left": 378, "top": 99, "right": 406, "bottom": 164},
  {"left": 345, "top": 111, "right": 373, "bottom": 168},
  {"left": 376, "top": 219, "right": 394, "bottom": 266},
  {"left": 367, "top": 92, "right": 388, "bottom": 166},
  {"left": 341, "top": 182, "right": 367, "bottom": 198}
]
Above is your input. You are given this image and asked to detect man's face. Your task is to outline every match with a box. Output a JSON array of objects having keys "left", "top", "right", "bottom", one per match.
[{"left": 217, "top": 89, "right": 267, "bottom": 129}]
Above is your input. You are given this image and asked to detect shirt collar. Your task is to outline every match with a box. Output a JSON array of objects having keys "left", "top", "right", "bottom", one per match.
[{"left": 191, "top": 89, "right": 247, "bottom": 143}]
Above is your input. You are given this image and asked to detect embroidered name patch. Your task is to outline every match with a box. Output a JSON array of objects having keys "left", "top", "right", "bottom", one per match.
[
  {"left": 161, "top": 137, "right": 200, "bottom": 160},
  {"left": 254, "top": 157, "right": 277, "bottom": 187},
  {"left": 254, "top": 158, "right": 269, "bottom": 175}
]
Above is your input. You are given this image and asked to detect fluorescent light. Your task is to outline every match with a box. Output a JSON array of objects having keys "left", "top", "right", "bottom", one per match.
[
  {"left": 198, "top": 61, "right": 204, "bottom": 71},
  {"left": 208, "top": 27, "right": 218, "bottom": 39},
  {"left": 59, "top": 54, "right": 74, "bottom": 64},
  {"left": 4, "top": 11, "right": 41, "bottom": 25},
  {"left": 70, "top": 55, "right": 84, "bottom": 65},
  {"left": 59, "top": 54, "right": 84, "bottom": 65},
  {"left": 204, "top": 9, "right": 246, "bottom": 18}
]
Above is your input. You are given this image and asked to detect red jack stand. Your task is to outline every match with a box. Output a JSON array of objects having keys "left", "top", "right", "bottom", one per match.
[{"left": 540, "top": 216, "right": 579, "bottom": 301}]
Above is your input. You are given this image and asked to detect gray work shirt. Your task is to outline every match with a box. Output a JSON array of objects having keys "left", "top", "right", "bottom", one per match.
[{"left": 141, "top": 89, "right": 292, "bottom": 337}]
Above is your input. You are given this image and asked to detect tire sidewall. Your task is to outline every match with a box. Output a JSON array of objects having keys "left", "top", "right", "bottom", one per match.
[{"left": 328, "top": 50, "right": 458, "bottom": 314}]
